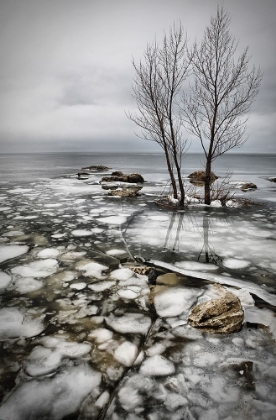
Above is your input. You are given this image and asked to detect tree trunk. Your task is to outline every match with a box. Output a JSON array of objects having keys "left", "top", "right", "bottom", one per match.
[
  {"left": 164, "top": 148, "right": 178, "bottom": 200},
  {"left": 204, "top": 157, "right": 212, "bottom": 205},
  {"left": 173, "top": 152, "right": 185, "bottom": 206}
]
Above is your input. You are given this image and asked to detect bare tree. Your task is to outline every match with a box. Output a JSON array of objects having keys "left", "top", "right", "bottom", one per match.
[
  {"left": 128, "top": 25, "right": 191, "bottom": 207},
  {"left": 182, "top": 6, "right": 262, "bottom": 205}
]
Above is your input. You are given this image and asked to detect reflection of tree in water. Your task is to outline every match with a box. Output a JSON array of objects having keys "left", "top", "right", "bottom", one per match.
[
  {"left": 164, "top": 211, "right": 232, "bottom": 266},
  {"left": 198, "top": 214, "right": 224, "bottom": 265}
]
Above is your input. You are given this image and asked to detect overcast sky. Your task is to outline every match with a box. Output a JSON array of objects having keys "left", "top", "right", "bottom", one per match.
[{"left": 0, "top": 0, "right": 275, "bottom": 153}]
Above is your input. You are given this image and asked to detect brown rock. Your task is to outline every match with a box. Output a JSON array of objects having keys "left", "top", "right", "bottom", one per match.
[
  {"left": 188, "top": 291, "right": 244, "bottom": 333},
  {"left": 127, "top": 173, "right": 145, "bottom": 183},
  {"left": 188, "top": 170, "right": 218, "bottom": 183},
  {"left": 111, "top": 171, "right": 124, "bottom": 176},
  {"left": 156, "top": 273, "right": 180, "bottom": 286},
  {"left": 101, "top": 172, "right": 144, "bottom": 184}
]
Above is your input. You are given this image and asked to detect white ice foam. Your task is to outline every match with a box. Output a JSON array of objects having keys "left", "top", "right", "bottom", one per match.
[{"left": 0, "top": 244, "right": 29, "bottom": 263}]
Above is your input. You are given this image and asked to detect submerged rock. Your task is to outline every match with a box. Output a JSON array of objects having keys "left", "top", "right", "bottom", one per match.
[
  {"left": 81, "top": 165, "right": 110, "bottom": 171},
  {"left": 156, "top": 272, "right": 180, "bottom": 286},
  {"left": 188, "top": 291, "right": 244, "bottom": 333},
  {"left": 240, "top": 182, "right": 257, "bottom": 191},
  {"left": 108, "top": 188, "right": 142, "bottom": 197}
]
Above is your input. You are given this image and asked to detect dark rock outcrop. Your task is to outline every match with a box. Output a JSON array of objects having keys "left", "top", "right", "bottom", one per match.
[
  {"left": 188, "top": 291, "right": 244, "bottom": 333},
  {"left": 269, "top": 177, "right": 276, "bottom": 183}
]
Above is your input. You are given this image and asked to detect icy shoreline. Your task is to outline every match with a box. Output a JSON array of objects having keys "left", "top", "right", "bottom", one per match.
[{"left": 0, "top": 169, "right": 276, "bottom": 420}]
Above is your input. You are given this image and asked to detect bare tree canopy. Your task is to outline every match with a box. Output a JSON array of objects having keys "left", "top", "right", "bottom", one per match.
[
  {"left": 128, "top": 25, "right": 191, "bottom": 206},
  {"left": 182, "top": 6, "right": 262, "bottom": 204}
]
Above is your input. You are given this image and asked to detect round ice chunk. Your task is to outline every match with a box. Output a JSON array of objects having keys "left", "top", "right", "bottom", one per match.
[
  {"left": 223, "top": 258, "right": 251, "bottom": 269},
  {"left": 37, "top": 248, "right": 60, "bottom": 258},
  {"left": 11, "top": 259, "right": 58, "bottom": 278},
  {"left": 0, "top": 245, "right": 29, "bottom": 263},
  {"left": 0, "top": 271, "right": 11, "bottom": 289},
  {"left": 140, "top": 355, "right": 175, "bottom": 376}
]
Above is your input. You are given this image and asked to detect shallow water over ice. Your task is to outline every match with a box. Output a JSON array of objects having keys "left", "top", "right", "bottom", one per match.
[{"left": 0, "top": 161, "right": 275, "bottom": 419}]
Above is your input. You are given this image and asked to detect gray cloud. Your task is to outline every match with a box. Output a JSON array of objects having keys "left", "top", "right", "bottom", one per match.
[{"left": 0, "top": 0, "right": 275, "bottom": 153}]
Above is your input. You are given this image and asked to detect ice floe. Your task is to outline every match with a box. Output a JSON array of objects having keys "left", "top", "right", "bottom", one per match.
[
  {"left": 0, "top": 308, "right": 45, "bottom": 340},
  {"left": 114, "top": 341, "right": 139, "bottom": 366},
  {"left": 97, "top": 215, "right": 127, "bottom": 225},
  {"left": 223, "top": 258, "right": 251, "bottom": 269},
  {"left": 0, "top": 364, "right": 101, "bottom": 420},
  {"left": 11, "top": 258, "right": 58, "bottom": 278},
  {"left": 0, "top": 244, "right": 29, "bottom": 263},
  {"left": 15, "top": 277, "right": 43, "bottom": 293},
  {"left": 0, "top": 271, "right": 11, "bottom": 289},
  {"left": 76, "top": 261, "right": 108, "bottom": 279},
  {"left": 71, "top": 229, "right": 93, "bottom": 236},
  {"left": 140, "top": 355, "right": 175, "bottom": 376},
  {"left": 37, "top": 248, "right": 60, "bottom": 258},
  {"left": 154, "top": 287, "right": 202, "bottom": 318},
  {"left": 106, "top": 313, "right": 151, "bottom": 335}
]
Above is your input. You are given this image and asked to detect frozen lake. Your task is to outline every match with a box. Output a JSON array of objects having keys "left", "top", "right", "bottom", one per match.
[{"left": 0, "top": 153, "right": 276, "bottom": 419}]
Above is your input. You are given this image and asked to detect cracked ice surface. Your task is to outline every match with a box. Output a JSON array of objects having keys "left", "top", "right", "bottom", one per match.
[{"left": 0, "top": 167, "right": 275, "bottom": 420}]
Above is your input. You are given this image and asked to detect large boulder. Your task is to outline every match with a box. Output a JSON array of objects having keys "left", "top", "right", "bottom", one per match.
[
  {"left": 188, "top": 291, "right": 244, "bottom": 333},
  {"left": 127, "top": 173, "right": 145, "bottom": 183},
  {"left": 188, "top": 170, "right": 218, "bottom": 183},
  {"left": 101, "top": 173, "right": 144, "bottom": 184}
]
